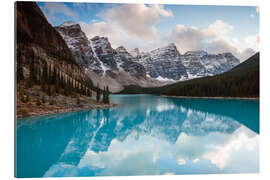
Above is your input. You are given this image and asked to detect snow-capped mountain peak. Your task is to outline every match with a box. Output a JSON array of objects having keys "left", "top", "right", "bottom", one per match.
[
  {"left": 116, "top": 46, "right": 129, "bottom": 54},
  {"left": 55, "top": 21, "right": 240, "bottom": 89},
  {"left": 90, "top": 36, "right": 115, "bottom": 55},
  {"left": 184, "top": 50, "right": 208, "bottom": 57},
  {"left": 129, "top": 48, "right": 140, "bottom": 57},
  {"left": 59, "top": 21, "right": 78, "bottom": 27},
  {"left": 150, "top": 43, "right": 179, "bottom": 56}
]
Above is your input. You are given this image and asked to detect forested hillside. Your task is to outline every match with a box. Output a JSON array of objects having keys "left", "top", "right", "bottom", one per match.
[
  {"left": 16, "top": 2, "right": 112, "bottom": 118},
  {"left": 119, "top": 53, "right": 259, "bottom": 98}
]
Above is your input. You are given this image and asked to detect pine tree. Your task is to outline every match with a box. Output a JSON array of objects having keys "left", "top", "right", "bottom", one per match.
[
  {"left": 36, "top": 96, "right": 41, "bottom": 106},
  {"left": 16, "top": 51, "right": 24, "bottom": 82},
  {"left": 29, "top": 58, "right": 35, "bottom": 86},
  {"left": 52, "top": 66, "right": 57, "bottom": 85},
  {"left": 102, "top": 87, "right": 106, "bottom": 103},
  {"left": 96, "top": 83, "right": 100, "bottom": 102},
  {"left": 42, "top": 62, "right": 48, "bottom": 83},
  {"left": 106, "top": 86, "right": 110, "bottom": 104},
  {"left": 48, "top": 64, "right": 52, "bottom": 85},
  {"left": 49, "top": 97, "right": 54, "bottom": 105},
  {"left": 25, "top": 94, "right": 30, "bottom": 103},
  {"left": 87, "top": 88, "right": 92, "bottom": 97},
  {"left": 47, "top": 85, "right": 51, "bottom": 96},
  {"left": 55, "top": 81, "right": 59, "bottom": 94},
  {"left": 37, "top": 64, "right": 41, "bottom": 84},
  {"left": 89, "top": 89, "right": 92, "bottom": 97},
  {"left": 19, "top": 86, "right": 25, "bottom": 102},
  {"left": 76, "top": 95, "right": 80, "bottom": 105},
  {"left": 42, "top": 95, "right": 45, "bottom": 104}
]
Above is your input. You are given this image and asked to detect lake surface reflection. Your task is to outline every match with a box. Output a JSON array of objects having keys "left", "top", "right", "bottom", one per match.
[{"left": 16, "top": 95, "right": 259, "bottom": 177}]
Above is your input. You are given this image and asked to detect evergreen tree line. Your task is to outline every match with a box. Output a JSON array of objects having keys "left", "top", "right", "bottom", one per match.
[
  {"left": 119, "top": 54, "right": 259, "bottom": 98},
  {"left": 17, "top": 55, "right": 111, "bottom": 103},
  {"left": 18, "top": 57, "right": 95, "bottom": 97},
  {"left": 120, "top": 67, "right": 259, "bottom": 98},
  {"left": 163, "top": 67, "right": 259, "bottom": 97},
  {"left": 95, "top": 83, "right": 110, "bottom": 104}
]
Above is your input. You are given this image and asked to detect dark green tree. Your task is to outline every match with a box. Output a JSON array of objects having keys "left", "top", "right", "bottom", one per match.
[
  {"left": 106, "top": 86, "right": 110, "bottom": 104},
  {"left": 76, "top": 95, "right": 80, "bottom": 105},
  {"left": 102, "top": 87, "right": 106, "bottom": 103},
  {"left": 16, "top": 51, "right": 24, "bottom": 82},
  {"left": 96, "top": 83, "right": 101, "bottom": 102},
  {"left": 42, "top": 95, "right": 45, "bottom": 104},
  {"left": 42, "top": 62, "right": 48, "bottom": 83},
  {"left": 52, "top": 66, "right": 57, "bottom": 84},
  {"left": 48, "top": 64, "right": 52, "bottom": 85},
  {"left": 47, "top": 85, "right": 51, "bottom": 96},
  {"left": 29, "top": 58, "right": 36, "bottom": 85},
  {"left": 37, "top": 63, "right": 41, "bottom": 84}
]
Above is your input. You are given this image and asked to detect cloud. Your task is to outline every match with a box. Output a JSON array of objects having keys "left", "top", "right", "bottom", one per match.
[
  {"left": 79, "top": 3, "right": 257, "bottom": 61},
  {"left": 80, "top": 21, "right": 131, "bottom": 49},
  {"left": 205, "top": 19, "right": 234, "bottom": 38},
  {"left": 203, "top": 126, "right": 259, "bottom": 169},
  {"left": 80, "top": 21, "right": 167, "bottom": 51},
  {"left": 169, "top": 20, "right": 237, "bottom": 55},
  {"left": 245, "top": 34, "right": 260, "bottom": 50},
  {"left": 250, "top": 13, "right": 255, "bottom": 18},
  {"left": 168, "top": 20, "right": 259, "bottom": 61},
  {"left": 238, "top": 48, "right": 257, "bottom": 60},
  {"left": 43, "top": 2, "right": 78, "bottom": 23},
  {"left": 73, "top": 3, "right": 91, "bottom": 11},
  {"left": 99, "top": 4, "right": 173, "bottom": 40},
  {"left": 81, "top": 17, "right": 258, "bottom": 61},
  {"left": 169, "top": 25, "right": 205, "bottom": 53}
]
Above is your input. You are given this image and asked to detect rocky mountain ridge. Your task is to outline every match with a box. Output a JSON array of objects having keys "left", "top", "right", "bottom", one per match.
[
  {"left": 16, "top": 3, "right": 89, "bottom": 91},
  {"left": 131, "top": 44, "right": 240, "bottom": 81},
  {"left": 55, "top": 21, "right": 240, "bottom": 91},
  {"left": 55, "top": 22, "right": 165, "bottom": 92}
]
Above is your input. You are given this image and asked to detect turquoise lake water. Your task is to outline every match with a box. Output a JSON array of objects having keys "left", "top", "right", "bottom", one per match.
[{"left": 16, "top": 95, "right": 259, "bottom": 177}]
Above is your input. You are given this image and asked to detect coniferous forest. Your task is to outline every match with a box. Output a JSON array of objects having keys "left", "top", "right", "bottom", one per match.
[
  {"left": 119, "top": 52, "right": 259, "bottom": 98},
  {"left": 16, "top": 2, "right": 112, "bottom": 118}
]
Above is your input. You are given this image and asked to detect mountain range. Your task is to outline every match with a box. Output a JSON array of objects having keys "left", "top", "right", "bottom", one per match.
[
  {"left": 119, "top": 52, "right": 259, "bottom": 98},
  {"left": 55, "top": 21, "right": 240, "bottom": 92},
  {"left": 17, "top": 2, "right": 252, "bottom": 95}
]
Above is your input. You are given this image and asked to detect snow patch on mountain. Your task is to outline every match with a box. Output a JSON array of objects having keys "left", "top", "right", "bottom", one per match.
[
  {"left": 56, "top": 21, "right": 240, "bottom": 89},
  {"left": 89, "top": 39, "right": 109, "bottom": 76},
  {"left": 155, "top": 76, "right": 176, "bottom": 82},
  {"left": 133, "top": 45, "right": 240, "bottom": 82}
]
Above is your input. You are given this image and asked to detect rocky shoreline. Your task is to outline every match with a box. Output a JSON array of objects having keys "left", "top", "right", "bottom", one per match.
[
  {"left": 17, "top": 103, "right": 119, "bottom": 119},
  {"left": 16, "top": 86, "right": 120, "bottom": 119}
]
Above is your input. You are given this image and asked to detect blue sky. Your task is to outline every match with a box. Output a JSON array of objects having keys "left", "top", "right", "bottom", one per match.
[{"left": 37, "top": 2, "right": 259, "bottom": 61}]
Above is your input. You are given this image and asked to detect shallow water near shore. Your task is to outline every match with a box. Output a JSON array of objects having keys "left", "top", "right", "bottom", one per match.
[{"left": 16, "top": 94, "right": 259, "bottom": 177}]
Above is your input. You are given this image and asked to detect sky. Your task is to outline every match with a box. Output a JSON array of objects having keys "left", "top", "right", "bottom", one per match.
[{"left": 37, "top": 2, "right": 259, "bottom": 61}]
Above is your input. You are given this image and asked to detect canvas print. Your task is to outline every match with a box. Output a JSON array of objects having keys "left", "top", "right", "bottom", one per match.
[{"left": 15, "top": 1, "right": 259, "bottom": 178}]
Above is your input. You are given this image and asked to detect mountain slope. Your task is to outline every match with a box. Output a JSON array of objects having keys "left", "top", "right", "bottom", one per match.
[
  {"left": 16, "top": 2, "right": 77, "bottom": 66},
  {"left": 163, "top": 52, "right": 259, "bottom": 97},
  {"left": 135, "top": 43, "right": 188, "bottom": 81},
  {"left": 119, "top": 52, "right": 259, "bottom": 98},
  {"left": 131, "top": 45, "right": 240, "bottom": 81},
  {"left": 55, "top": 23, "right": 165, "bottom": 92},
  {"left": 55, "top": 20, "right": 240, "bottom": 90},
  {"left": 16, "top": 2, "right": 88, "bottom": 85},
  {"left": 229, "top": 52, "right": 259, "bottom": 72},
  {"left": 55, "top": 22, "right": 97, "bottom": 67},
  {"left": 182, "top": 51, "right": 239, "bottom": 78},
  {"left": 16, "top": 2, "right": 115, "bottom": 119}
]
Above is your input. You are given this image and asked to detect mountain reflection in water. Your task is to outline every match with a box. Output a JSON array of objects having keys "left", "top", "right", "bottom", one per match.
[{"left": 16, "top": 95, "right": 259, "bottom": 177}]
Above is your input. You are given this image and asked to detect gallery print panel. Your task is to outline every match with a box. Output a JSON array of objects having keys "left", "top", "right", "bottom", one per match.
[{"left": 15, "top": 1, "right": 259, "bottom": 178}]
